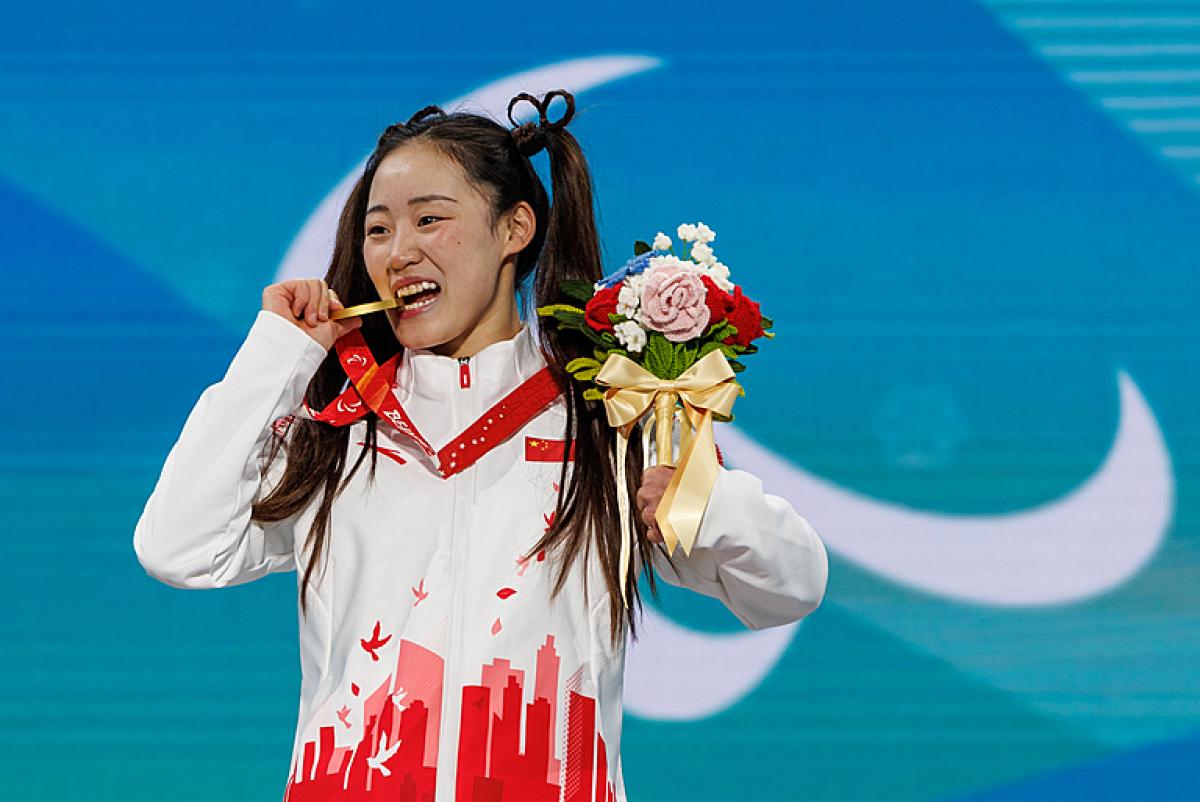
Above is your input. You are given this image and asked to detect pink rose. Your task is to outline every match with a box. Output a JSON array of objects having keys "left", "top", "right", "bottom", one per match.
[{"left": 639, "top": 266, "right": 711, "bottom": 342}]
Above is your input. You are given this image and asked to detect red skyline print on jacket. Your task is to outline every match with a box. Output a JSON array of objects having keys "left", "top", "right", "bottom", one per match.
[
  {"left": 456, "top": 634, "right": 616, "bottom": 802},
  {"left": 283, "top": 639, "right": 443, "bottom": 801},
  {"left": 283, "top": 634, "right": 615, "bottom": 802}
]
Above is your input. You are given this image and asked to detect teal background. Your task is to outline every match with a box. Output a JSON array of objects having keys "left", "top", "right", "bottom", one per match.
[{"left": 2, "top": 1, "right": 1198, "bottom": 799}]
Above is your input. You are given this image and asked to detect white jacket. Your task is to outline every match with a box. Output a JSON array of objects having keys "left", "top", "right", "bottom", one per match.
[{"left": 133, "top": 309, "right": 829, "bottom": 802}]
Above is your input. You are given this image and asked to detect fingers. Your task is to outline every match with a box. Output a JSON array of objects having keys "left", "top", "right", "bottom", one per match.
[
  {"left": 327, "top": 287, "right": 364, "bottom": 334},
  {"left": 285, "top": 278, "right": 336, "bottom": 326},
  {"left": 637, "top": 466, "right": 677, "bottom": 545},
  {"left": 304, "top": 278, "right": 324, "bottom": 325},
  {"left": 291, "top": 280, "right": 309, "bottom": 319},
  {"left": 317, "top": 279, "right": 330, "bottom": 322},
  {"left": 262, "top": 278, "right": 351, "bottom": 349},
  {"left": 637, "top": 489, "right": 663, "bottom": 543},
  {"left": 641, "top": 505, "right": 663, "bottom": 543}
]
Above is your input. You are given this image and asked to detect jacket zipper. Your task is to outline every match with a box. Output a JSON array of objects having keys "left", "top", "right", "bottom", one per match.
[{"left": 437, "top": 355, "right": 475, "bottom": 801}]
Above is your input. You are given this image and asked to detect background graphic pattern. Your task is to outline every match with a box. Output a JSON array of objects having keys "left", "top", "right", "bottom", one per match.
[{"left": 1, "top": 1, "right": 1197, "bottom": 799}]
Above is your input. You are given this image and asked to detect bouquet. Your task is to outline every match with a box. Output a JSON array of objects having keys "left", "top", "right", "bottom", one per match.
[{"left": 536, "top": 222, "right": 773, "bottom": 604}]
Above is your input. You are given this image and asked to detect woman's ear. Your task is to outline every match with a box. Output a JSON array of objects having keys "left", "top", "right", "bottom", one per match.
[{"left": 501, "top": 201, "right": 537, "bottom": 257}]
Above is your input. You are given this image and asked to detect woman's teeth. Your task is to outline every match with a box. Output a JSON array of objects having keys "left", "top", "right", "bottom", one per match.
[
  {"left": 405, "top": 295, "right": 437, "bottom": 310},
  {"left": 394, "top": 281, "right": 440, "bottom": 310}
]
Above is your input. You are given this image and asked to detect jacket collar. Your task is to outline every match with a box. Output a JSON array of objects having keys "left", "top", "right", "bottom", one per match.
[{"left": 393, "top": 323, "right": 548, "bottom": 408}]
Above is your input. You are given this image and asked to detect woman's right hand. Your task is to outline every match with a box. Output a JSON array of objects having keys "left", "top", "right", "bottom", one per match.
[{"left": 262, "top": 277, "right": 364, "bottom": 351}]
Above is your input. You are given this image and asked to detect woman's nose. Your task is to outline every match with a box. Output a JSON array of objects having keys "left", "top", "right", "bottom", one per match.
[{"left": 387, "top": 234, "right": 422, "bottom": 269}]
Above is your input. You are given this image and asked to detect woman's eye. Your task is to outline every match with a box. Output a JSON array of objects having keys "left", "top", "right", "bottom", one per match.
[
  {"left": 367, "top": 224, "right": 387, "bottom": 235},
  {"left": 417, "top": 215, "right": 441, "bottom": 227}
]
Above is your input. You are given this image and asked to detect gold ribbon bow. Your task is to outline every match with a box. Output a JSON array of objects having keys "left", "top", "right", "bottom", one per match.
[{"left": 594, "top": 349, "right": 741, "bottom": 607}]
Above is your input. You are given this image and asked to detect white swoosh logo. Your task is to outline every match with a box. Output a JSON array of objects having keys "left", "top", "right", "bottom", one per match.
[
  {"left": 275, "top": 59, "right": 1176, "bottom": 722},
  {"left": 625, "top": 368, "right": 1174, "bottom": 720},
  {"left": 716, "top": 368, "right": 1175, "bottom": 607},
  {"left": 623, "top": 606, "right": 798, "bottom": 720}
]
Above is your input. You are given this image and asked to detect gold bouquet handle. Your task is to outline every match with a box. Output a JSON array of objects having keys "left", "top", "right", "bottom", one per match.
[{"left": 654, "top": 391, "right": 677, "bottom": 467}]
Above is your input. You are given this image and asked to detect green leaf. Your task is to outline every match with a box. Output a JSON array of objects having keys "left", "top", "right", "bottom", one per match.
[
  {"left": 728, "top": 359, "right": 746, "bottom": 373},
  {"left": 704, "top": 320, "right": 734, "bottom": 341},
  {"left": 573, "top": 367, "right": 599, "bottom": 381},
  {"left": 706, "top": 322, "right": 738, "bottom": 344},
  {"left": 741, "top": 343, "right": 759, "bottom": 355},
  {"left": 698, "top": 340, "right": 723, "bottom": 359},
  {"left": 633, "top": 239, "right": 652, "bottom": 255},
  {"left": 671, "top": 341, "right": 699, "bottom": 378},
  {"left": 537, "top": 302, "right": 585, "bottom": 317},
  {"left": 760, "top": 315, "right": 774, "bottom": 330},
  {"left": 552, "top": 309, "right": 586, "bottom": 329},
  {"left": 594, "top": 346, "right": 619, "bottom": 361},
  {"left": 643, "top": 335, "right": 674, "bottom": 378},
  {"left": 565, "top": 357, "right": 602, "bottom": 373},
  {"left": 560, "top": 279, "right": 596, "bottom": 303},
  {"left": 582, "top": 387, "right": 606, "bottom": 401}
]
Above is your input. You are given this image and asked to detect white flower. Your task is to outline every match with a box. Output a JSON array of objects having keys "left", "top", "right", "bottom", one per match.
[
  {"left": 614, "top": 320, "right": 647, "bottom": 352},
  {"left": 652, "top": 231, "right": 672, "bottom": 251},
  {"left": 690, "top": 241, "right": 716, "bottom": 266},
  {"left": 627, "top": 271, "right": 649, "bottom": 296},
  {"left": 695, "top": 222, "right": 715, "bottom": 244},
  {"left": 676, "top": 223, "right": 698, "bottom": 242},
  {"left": 648, "top": 254, "right": 686, "bottom": 271},
  {"left": 617, "top": 283, "right": 640, "bottom": 317},
  {"left": 706, "top": 260, "right": 734, "bottom": 291}
]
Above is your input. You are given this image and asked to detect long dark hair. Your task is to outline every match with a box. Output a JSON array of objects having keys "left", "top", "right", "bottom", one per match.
[{"left": 251, "top": 90, "right": 656, "bottom": 644}]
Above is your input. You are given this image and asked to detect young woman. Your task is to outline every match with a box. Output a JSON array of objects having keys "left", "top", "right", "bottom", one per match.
[{"left": 133, "top": 89, "right": 828, "bottom": 802}]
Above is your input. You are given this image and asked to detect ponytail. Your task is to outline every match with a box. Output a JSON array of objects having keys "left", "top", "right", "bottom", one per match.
[{"left": 515, "top": 91, "right": 656, "bottom": 643}]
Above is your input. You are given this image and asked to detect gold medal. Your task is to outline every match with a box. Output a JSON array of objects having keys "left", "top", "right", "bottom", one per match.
[{"left": 330, "top": 297, "right": 401, "bottom": 320}]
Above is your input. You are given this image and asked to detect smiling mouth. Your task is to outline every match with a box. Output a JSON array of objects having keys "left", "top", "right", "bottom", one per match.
[{"left": 394, "top": 281, "right": 442, "bottom": 312}]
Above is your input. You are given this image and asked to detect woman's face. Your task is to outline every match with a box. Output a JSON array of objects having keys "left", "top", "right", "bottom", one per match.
[{"left": 363, "top": 142, "right": 534, "bottom": 357}]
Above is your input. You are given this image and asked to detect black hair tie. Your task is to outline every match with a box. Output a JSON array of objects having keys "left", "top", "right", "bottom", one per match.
[{"left": 507, "top": 90, "right": 575, "bottom": 157}]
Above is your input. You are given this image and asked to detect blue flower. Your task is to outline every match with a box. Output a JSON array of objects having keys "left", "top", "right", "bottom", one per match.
[{"left": 595, "top": 251, "right": 657, "bottom": 289}]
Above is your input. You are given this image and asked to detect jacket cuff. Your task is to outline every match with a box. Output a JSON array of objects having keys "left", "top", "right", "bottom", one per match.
[
  {"left": 224, "top": 310, "right": 331, "bottom": 413},
  {"left": 689, "top": 467, "right": 745, "bottom": 564}
]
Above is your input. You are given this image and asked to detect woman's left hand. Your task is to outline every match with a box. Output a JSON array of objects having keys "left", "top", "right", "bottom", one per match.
[{"left": 636, "top": 466, "right": 677, "bottom": 543}]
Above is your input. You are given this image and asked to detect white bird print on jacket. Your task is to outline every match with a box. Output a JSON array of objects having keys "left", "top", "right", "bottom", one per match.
[{"left": 366, "top": 731, "right": 402, "bottom": 776}]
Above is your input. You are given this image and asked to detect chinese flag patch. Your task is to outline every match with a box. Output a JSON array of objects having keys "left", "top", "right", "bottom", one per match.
[{"left": 524, "top": 437, "right": 575, "bottom": 462}]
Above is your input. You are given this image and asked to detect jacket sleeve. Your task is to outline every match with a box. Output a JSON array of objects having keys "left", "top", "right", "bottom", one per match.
[
  {"left": 133, "top": 310, "right": 330, "bottom": 589},
  {"left": 647, "top": 465, "right": 829, "bottom": 629}
]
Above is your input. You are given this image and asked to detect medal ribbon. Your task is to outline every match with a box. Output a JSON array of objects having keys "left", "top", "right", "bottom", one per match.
[{"left": 307, "top": 330, "right": 563, "bottom": 478}]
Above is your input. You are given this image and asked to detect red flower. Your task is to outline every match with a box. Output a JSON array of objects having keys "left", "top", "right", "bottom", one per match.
[
  {"left": 722, "top": 285, "right": 766, "bottom": 347},
  {"left": 584, "top": 284, "right": 621, "bottom": 332},
  {"left": 700, "top": 276, "right": 731, "bottom": 327}
]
